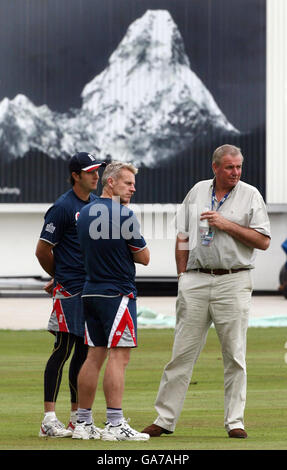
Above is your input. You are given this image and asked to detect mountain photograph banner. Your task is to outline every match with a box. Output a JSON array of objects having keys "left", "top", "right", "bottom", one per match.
[{"left": 0, "top": 0, "right": 266, "bottom": 203}]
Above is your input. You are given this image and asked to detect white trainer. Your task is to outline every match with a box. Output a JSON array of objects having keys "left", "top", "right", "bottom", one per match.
[
  {"left": 39, "top": 418, "right": 72, "bottom": 438},
  {"left": 72, "top": 422, "right": 102, "bottom": 440},
  {"left": 101, "top": 418, "right": 150, "bottom": 441}
]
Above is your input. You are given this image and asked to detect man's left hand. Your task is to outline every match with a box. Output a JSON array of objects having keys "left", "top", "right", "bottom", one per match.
[{"left": 200, "top": 210, "right": 228, "bottom": 230}]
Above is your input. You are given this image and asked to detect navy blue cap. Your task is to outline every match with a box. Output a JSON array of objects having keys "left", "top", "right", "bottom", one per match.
[{"left": 69, "top": 152, "right": 106, "bottom": 173}]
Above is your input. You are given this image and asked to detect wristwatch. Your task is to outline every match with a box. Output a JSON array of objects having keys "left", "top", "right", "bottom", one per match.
[{"left": 177, "top": 272, "right": 185, "bottom": 279}]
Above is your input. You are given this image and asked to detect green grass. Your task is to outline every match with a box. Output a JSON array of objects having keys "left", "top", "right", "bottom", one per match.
[{"left": 0, "top": 327, "right": 287, "bottom": 450}]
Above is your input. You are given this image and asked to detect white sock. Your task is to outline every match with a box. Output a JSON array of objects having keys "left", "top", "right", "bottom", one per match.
[
  {"left": 77, "top": 408, "right": 92, "bottom": 425},
  {"left": 44, "top": 411, "right": 56, "bottom": 421},
  {"left": 70, "top": 410, "right": 78, "bottom": 423},
  {"left": 106, "top": 408, "right": 123, "bottom": 426}
]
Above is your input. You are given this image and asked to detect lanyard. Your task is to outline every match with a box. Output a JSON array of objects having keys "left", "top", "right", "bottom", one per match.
[{"left": 211, "top": 187, "right": 230, "bottom": 211}]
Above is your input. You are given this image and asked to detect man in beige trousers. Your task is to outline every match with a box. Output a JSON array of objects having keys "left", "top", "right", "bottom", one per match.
[{"left": 143, "top": 144, "right": 271, "bottom": 439}]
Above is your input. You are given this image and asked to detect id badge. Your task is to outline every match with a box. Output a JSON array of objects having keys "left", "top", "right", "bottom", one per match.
[{"left": 201, "top": 229, "right": 215, "bottom": 246}]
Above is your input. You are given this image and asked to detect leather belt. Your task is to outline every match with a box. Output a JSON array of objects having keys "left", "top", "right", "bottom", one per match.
[{"left": 192, "top": 268, "right": 249, "bottom": 275}]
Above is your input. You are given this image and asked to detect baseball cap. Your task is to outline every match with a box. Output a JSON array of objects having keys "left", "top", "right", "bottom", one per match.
[{"left": 69, "top": 152, "right": 106, "bottom": 173}]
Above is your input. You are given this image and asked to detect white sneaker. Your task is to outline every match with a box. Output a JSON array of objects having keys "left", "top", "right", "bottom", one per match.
[
  {"left": 39, "top": 418, "right": 72, "bottom": 438},
  {"left": 101, "top": 418, "right": 150, "bottom": 441},
  {"left": 72, "top": 422, "right": 102, "bottom": 440}
]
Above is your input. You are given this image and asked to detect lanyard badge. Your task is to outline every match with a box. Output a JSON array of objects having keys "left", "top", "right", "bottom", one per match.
[
  {"left": 200, "top": 187, "right": 230, "bottom": 246},
  {"left": 201, "top": 228, "right": 215, "bottom": 246}
]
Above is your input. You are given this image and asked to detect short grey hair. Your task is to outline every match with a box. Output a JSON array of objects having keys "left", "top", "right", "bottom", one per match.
[
  {"left": 212, "top": 144, "right": 244, "bottom": 166},
  {"left": 102, "top": 161, "right": 138, "bottom": 187}
]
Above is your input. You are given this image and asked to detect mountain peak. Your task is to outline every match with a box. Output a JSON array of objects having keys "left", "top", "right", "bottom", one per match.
[
  {"left": 109, "top": 10, "right": 190, "bottom": 68},
  {"left": 81, "top": 9, "right": 238, "bottom": 164}
]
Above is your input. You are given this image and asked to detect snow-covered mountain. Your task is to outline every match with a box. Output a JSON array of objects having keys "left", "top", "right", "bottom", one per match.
[
  {"left": 0, "top": 94, "right": 96, "bottom": 159},
  {"left": 0, "top": 10, "right": 239, "bottom": 166}
]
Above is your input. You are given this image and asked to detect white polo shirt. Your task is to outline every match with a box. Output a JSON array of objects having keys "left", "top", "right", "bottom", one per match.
[{"left": 176, "top": 179, "right": 271, "bottom": 270}]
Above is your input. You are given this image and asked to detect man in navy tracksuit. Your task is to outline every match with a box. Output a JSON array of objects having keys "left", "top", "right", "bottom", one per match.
[
  {"left": 36, "top": 152, "right": 106, "bottom": 437},
  {"left": 73, "top": 161, "right": 150, "bottom": 441}
]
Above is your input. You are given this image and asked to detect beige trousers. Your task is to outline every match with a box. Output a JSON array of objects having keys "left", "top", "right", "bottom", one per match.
[{"left": 154, "top": 269, "right": 252, "bottom": 432}]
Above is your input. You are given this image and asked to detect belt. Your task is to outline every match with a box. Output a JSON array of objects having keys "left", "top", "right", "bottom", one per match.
[{"left": 192, "top": 268, "right": 250, "bottom": 275}]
